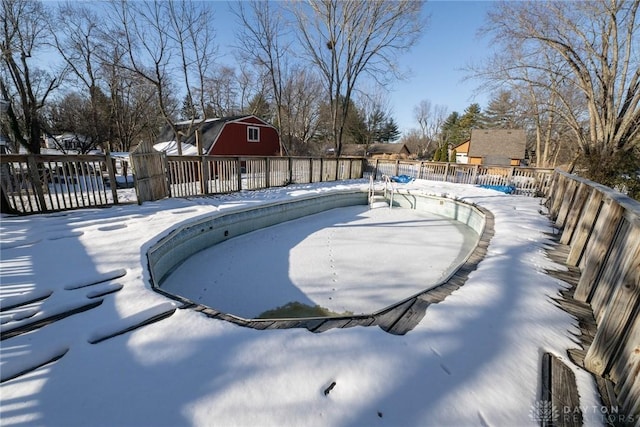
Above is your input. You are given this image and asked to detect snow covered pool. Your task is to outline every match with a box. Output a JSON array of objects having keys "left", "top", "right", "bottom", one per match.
[
  {"left": 150, "top": 190, "right": 484, "bottom": 320},
  {"left": 162, "top": 205, "right": 478, "bottom": 318}
]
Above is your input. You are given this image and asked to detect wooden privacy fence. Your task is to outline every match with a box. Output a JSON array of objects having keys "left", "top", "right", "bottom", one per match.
[
  {"left": 0, "top": 153, "right": 118, "bottom": 214},
  {"left": 546, "top": 170, "right": 640, "bottom": 420},
  {"left": 366, "top": 159, "right": 554, "bottom": 196}
]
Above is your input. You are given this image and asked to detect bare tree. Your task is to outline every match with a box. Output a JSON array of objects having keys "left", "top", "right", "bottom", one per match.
[
  {"left": 400, "top": 128, "right": 430, "bottom": 159},
  {"left": 413, "top": 99, "right": 448, "bottom": 155},
  {"left": 280, "top": 67, "right": 324, "bottom": 155},
  {"left": 470, "top": 35, "right": 585, "bottom": 168},
  {"left": 166, "top": 0, "right": 217, "bottom": 124},
  {"left": 202, "top": 65, "right": 240, "bottom": 117},
  {"left": 291, "top": 0, "right": 424, "bottom": 155},
  {"left": 1, "top": 0, "right": 66, "bottom": 153},
  {"left": 236, "top": 67, "right": 261, "bottom": 115},
  {"left": 50, "top": 2, "right": 108, "bottom": 151},
  {"left": 102, "top": 0, "right": 216, "bottom": 154},
  {"left": 517, "top": 60, "right": 583, "bottom": 168},
  {"left": 105, "top": 62, "right": 160, "bottom": 152},
  {"left": 480, "top": 0, "right": 640, "bottom": 173},
  {"left": 233, "top": 0, "right": 291, "bottom": 154},
  {"left": 102, "top": 0, "right": 179, "bottom": 150}
]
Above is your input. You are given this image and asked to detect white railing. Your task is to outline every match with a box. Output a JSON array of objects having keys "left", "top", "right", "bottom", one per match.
[
  {"left": 368, "top": 174, "right": 375, "bottom": 203},
  {"left": 382, "top": 175, "right": 396, "bottom": 209},
  {"left": 365, "top": 159, "right": 554, "bottom": 197}
]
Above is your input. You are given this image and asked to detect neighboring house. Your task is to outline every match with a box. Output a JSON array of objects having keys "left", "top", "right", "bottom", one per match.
[
  {"left": 46, "top": 133, "right": 90, "bottom": 151},
  {"left": 453, "top": 140, "right": 470, "bottom": 164},
  {"left": 155, "top": 115, "right": 281, "bottom": 156},
  {"left": 454, "top": 129, "right": 527, "bottom": 166},
  {"left": 340, "top": 143, "right": 411, "bottom": 159}
]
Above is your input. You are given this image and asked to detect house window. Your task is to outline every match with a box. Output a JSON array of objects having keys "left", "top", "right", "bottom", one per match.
[{"left": 247, "top": 126, "right": 260, "bottom": 142}]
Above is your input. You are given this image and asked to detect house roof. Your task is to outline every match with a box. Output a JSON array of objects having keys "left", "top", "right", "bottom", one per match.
[
  {"left": 157, "top": 115, "right": 273, "bottom": 154},
  {"left": 340, "top": 145, "right": 367, "bottom": 156},
  {"left": 153, "top": 140, "right": 199, "bottom": 155},
  {"left": 468, "top": 129, "right": 526, "bottom": 160},
  {"left": 367, "top": 143, "right": 410, "bottom": 155},
  {"left": 340, "top": 143, "right": 410, "bottom": 157},
  {"left": 453, "top": 140, "right": 470, "bottom": 152}
]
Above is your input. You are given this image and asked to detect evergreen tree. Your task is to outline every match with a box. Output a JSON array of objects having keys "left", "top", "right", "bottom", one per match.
[
  {"left": 432, "top": 146, "right": 440, "bottom": 161},
  {"left": 458, "top": 103, "right": 483, "bottom": 140},
  {"left": 483, "top": 91, "right": 519, "bottom": 128},
  {"left": 432, "top": 143, "right": 447, "bottom": 162},
  {"left": 346, "top": 103, "right": 400, "bottom": 145},
  {"left": 346, "top": 107, "right": 368, "bottom": 145},
  {"left": 441, "top": 112, "right": 464, "bottom": 147},
  {"left": 379, "top": 118, "right": 400, "bottom": 143},
  {"left": 450, "top": 149, "right": 457, "bottom": 163}
]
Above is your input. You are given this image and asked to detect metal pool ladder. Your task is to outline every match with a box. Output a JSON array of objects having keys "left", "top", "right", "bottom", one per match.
[{"left": 368, "top": 175, "right": 394, "bottom": 209}]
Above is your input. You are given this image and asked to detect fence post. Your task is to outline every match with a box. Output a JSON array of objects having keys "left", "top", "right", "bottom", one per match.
[
  {"left": 164, "top": 154, "right": 172, "bottom": 198},
  {"left": 395, "top": 160, "right": 400, "bottom": 176},
  {"left": 236, "top": 157, "right": 242, "bottom": 190},
  {"left": 444, "top": 162, "right": 450, "bottom": 182},
  {"left": 471, "top": 164, "right": 479, "bottom": 184},
  {"left": 26, "top": 155, "right": 47, "bottom": 212},
  {"left": 309, "top": 158, "right": 313, "bottom": 183},
  {"left": 201, "top": 156, "right": 209, "bottom": 194},
  {"left": 265, "top": 157, "right": 270, "bottom": 188},
  {"left": 288, "top": 157, "right": 293, "bottom": 184},
  {"left": 104, "top": 151, "right": 119, "bottom": 204}
]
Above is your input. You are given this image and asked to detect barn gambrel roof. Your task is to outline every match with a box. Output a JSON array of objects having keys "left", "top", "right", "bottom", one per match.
[{"left": 157, "top": 115, "right": 275, "bottom": 154}]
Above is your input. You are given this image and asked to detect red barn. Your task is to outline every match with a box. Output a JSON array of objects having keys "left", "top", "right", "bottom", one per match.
[{"left": 156, "top": 115, "right": 282, "bottom": 156}]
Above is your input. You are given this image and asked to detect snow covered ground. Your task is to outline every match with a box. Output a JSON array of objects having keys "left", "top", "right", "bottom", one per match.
[{"left": 0, "top": 179, "right": 603, "bottom": 426}]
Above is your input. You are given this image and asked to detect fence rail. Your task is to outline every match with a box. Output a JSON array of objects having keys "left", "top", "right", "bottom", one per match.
[{"left": 366, "top": 159, "right": 554, "bottom": 196}]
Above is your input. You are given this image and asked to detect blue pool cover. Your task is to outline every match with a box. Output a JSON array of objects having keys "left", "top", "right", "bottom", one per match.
[
  {"left": 390, "top": 175, "right": 414, "bottom": 183},
  {"left": 478, "top": 184, "right": 516, "bottom": 194}
]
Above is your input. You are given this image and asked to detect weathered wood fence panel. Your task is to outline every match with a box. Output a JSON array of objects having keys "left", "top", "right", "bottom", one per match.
[
  {"left": 547, "top": 170, "right": 640, "bottom": 421},
  {"left": 0, "top": 153, "right": 118, "bottom": 214},
  {"left": 291, "top": 158, "right": 311, "bottom": 184},
  {"left": 130, "top": 141, "right": 168, "bottom": 204}
]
